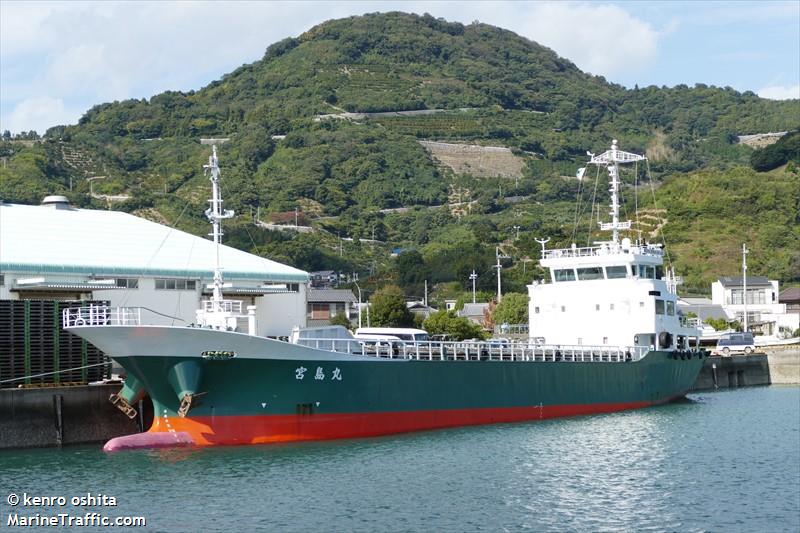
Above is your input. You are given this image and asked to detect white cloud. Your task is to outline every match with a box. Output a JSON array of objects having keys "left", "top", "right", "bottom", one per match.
[
  {"left": 411, "top": 1, "right": 661, "bottom": 77},
  {"left": 509, "top": 3, "right": 660, "bottom": 77},
  {"left": 758, "top": 85, "right": 800, "bottom": 100},
  {"left": 2, "top": 96, "right": 76, "bottom": 134}
]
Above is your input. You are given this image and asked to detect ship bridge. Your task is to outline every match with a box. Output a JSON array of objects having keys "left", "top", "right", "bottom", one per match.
[{"left": 540, "top": 239, "right": 664, "bottom": 283}]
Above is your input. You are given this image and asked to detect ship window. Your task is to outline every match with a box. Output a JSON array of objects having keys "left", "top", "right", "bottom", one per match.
[
  {"left": 606, "top": 266, "right": 628, "bottom": 279},
  {"left": 115, "top": 278, "right": 139, "bottom": 289},
  {"left": 534, "top": 307, "right": 540, "bottom": 313},
  {"left": 554, "top": 269, "right": 575, "bottom": 282},
  {"left": 603, "top": 337, "right": 608, "bottom": 344},
  {"left": 640, "top": 301, "right": 645, "bottom": 308},
  {"left": 595, "top": 304, "right": 600, "bottom": 311},
  {"left": 656, "top": 266, "right": 664, "bottom": 279},
  {"left": 655, "top": 299, "right": 665, "bottom": 315},
  {"left": 577, "top": 267, "right": 603, "bottom": 280},
  {"left": 561, "top": 306, "right": 566, "bottom": 312},
  {"left": 610, "top": 303, "right": 615, "bottom": 310},
  {"left": 666, "top": 301, "right": 675, "bottom": 316}
]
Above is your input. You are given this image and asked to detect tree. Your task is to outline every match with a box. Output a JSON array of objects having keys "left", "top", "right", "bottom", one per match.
[
  {"left": 329, "top": 313, "right": 353, "bottom": 329},
  {"left": 423, "top": 310, "right": 487, "bottom": 341},
  {"left": 492, "top": 292, "right": 528, "bottom": 325},
  {"left": 369, "top": 285, "right": 414, "bottom": 327}
]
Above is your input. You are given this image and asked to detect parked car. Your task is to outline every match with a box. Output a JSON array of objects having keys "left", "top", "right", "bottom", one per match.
[{"left": 715, "top": 332, "right": 755, "bottom": 355}]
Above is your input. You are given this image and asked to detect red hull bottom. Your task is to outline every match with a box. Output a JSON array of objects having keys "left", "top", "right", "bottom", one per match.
[{"left": 105, "top": 399, "right": 679, "bottom": 450}]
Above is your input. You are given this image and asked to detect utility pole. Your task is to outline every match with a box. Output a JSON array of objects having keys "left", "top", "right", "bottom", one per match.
[
  {"left": 493, "top": 247, "right": 510, "bottom": 302},
  {"left": 742, "top": 242, "right": 749, "bottom": 333},
  {"left": 295, "top": 206, "right": 298, "bottom": 227},
  {"left": 513, "top": 225, "right": 521, "bottom": 240},
  {"left": 354, "top": 280, "right": 362, "bottom": 329},
  {"left": 424, "top": 280, "right": 428, "bottom": 308},
  {"left": 521, "top": 257, "right": 532, "bottom": 274},
  {"left": 469, "top": 270, "right": 478, "bottom": 303}
]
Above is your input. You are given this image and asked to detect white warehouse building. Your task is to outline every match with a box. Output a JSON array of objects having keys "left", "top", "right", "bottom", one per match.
[{"left": 0, "top": 197, "right": 309, "bottom": 337}]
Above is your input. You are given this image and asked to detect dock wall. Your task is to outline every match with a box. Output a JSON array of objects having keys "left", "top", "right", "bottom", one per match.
[
  {"left": 765, "top": 346, "right": 800, "bottom": 384},
  {"left": 0, "top": 384, "right": 152, "bottom": 449},
  {"left": 692, "top": 346, "right": 799, "bottom": 391}
]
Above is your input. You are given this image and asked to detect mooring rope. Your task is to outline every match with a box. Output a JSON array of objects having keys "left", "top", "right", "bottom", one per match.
[{"left": 0, "top": 361, "right": 113, "bottom": 385}]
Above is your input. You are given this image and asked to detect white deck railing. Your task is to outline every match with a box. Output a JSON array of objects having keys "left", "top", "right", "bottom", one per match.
[
  {"left": 543, "top": 244, "right": 662, "bottom": 260},
  {"left": 295, "top": 338, "right": 649, "bottom": 363},
  {"left": 63, "top": 305, "right": 142, "bottom": 327}
]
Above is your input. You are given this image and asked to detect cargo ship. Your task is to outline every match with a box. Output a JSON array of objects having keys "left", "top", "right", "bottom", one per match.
[{"left": 64, "top": 142, "right": 707, "bottom": 451}]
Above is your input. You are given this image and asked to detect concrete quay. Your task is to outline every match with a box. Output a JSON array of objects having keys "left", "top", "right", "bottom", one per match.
[
  {"left": 692, "top": 346, "right": 799, "bottom": 391},
  {"left": 0, "top": 384, "right": 153, "bottom": 449}
]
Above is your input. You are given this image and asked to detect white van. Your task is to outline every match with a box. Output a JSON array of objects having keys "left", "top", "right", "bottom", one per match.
[{"left": 715, "top": 332, "right": 755, "bottom": 355}]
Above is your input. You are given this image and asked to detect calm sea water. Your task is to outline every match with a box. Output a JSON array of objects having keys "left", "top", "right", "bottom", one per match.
[{"left": 1, "top": 386, "right": 798, "bottom": 532}]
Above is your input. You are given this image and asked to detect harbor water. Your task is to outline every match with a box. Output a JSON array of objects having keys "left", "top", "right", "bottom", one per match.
[{"left": 1, "top": 386, "right": 798, "bottom": 532}]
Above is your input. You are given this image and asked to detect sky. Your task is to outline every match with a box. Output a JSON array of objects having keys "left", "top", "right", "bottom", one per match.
[{"left": 1, "top": 0, "right": 798, "bottom": 135}]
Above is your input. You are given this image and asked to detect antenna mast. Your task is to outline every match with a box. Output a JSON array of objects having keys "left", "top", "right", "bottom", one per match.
[
  {"left": 203, "top": 145, "right": 234, "bottom": 311},
  {"left": 586, "top": 140, "right": 646, "bottom": 244}
]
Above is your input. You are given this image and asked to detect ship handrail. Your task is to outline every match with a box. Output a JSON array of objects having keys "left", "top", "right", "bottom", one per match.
[
  {"left": 543, "top": 243, "right": 663, "bottom": 260},
  {"left": 294, "top": 337, "right": 653, "bottom": 362},
  {"left": 62, "top": 305, "right": 184, "bottom": 328}
]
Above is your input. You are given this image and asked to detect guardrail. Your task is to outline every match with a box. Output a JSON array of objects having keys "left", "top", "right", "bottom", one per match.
[
  {"left": 543, "top": 244, "right": 662, "bottom": 259},
  {"left": 493, "top": 324, "right": 528, "bottom": 335},
  {"left": 294, "top": 338, "right": 651, "bottom": 362},
  {"left": 63, "top": 305, "right": 140, "bottom": 327},
  {"left": 62, "top": 305, "right": 184, "bottom": 328}
]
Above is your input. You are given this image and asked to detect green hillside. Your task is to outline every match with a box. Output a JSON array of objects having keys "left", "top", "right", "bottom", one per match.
[{"left": 1, "top": 12, "right": 799, "bottom": 296}]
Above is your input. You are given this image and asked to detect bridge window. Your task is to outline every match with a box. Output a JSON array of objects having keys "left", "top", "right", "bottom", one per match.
[
  {"left": 577, "top": 267, "right": 603, "bottom": 280},
  {"left": 636, "top": 265, "right": 657, "bottom": 279},
  {"left": 605, "top": 266, "right": 628, "bottom": 279},
  {"left": 655, "top": 299, "right": 665, "bottom": 314},
  {"left": 554, "top": 269, "right": 576, "bottom": 282},
  {"left": 666, "top": 301, "right": 675, "bottom": 316}
]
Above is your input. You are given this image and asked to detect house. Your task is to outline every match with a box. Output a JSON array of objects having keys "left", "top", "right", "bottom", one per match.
[
  {"left": 677, "top": 297, "right": 730, "bottom": 324},
  {"left": 779, "top": 288, "right": 800, "bottom": 316},
  {"left": 458, "top": 302, "right": 490, "bottom": 327},
  {"left": 407, "top": 300, "right": 437, "bottom": 318},
  {"left": 711, "top": 276, "right": 799, "bottom": 336},
  {"left": 307, "top": 288, "right": 357, "bottom": 326},
  {"left": 309, "top": 270, "right": 339, "bottom": 288}
]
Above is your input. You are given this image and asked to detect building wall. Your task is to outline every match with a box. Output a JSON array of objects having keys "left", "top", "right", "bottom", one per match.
[{"left": 0, "top": 272, "right": 308, "bottom": 338}]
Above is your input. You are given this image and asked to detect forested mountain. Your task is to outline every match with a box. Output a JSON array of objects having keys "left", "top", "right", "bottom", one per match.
[{"left": 1, "top": 12, "right": 798, "bottom": 295}]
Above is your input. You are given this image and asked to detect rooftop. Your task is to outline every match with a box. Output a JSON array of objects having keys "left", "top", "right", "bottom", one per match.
[
  {"left": 779, "top": 287, "right": 800, "bottom": 302},
  {"left": 0, "top": 203, "right": 308, "bottom": 282},
  {"left": 717, "top": 276, "right": 771, "bottom": 288},
  {"left": 307, "top": 289, "right": 357, "bottom": 303}
]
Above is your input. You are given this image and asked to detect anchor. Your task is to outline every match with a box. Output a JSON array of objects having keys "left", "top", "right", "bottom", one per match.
[
  {"left": 109, "top": 393, "right": 138, "bottom": 420},
  {"left": 177, "top": 391, "right": 208, "bottom": 418}
]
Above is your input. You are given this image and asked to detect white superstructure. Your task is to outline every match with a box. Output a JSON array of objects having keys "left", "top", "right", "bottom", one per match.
[{"left": 528, "top": 140, "right": 699, "bottom": 350}]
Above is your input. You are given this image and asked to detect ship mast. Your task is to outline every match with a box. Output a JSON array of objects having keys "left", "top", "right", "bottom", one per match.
[
  {"left": 203, "top": 145, "right": 234, "bottom": 312},
  {"left": 586, "top": 140, "right": 646, "bottom": 245}
]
